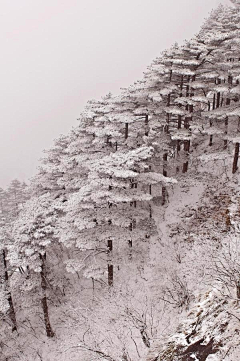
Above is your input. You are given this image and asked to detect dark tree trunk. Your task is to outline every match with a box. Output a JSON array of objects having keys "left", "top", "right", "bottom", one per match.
[
  {"left": 182, "top": 140, "right": 190, "bottom": 173},
  {"left": 149, "top": 184, "right": 152, "bottom": 218},
  {"left": 184, "top": 140, "right": 190, "bottom": 152},
  {"left": 182, "top": 162, "right": 189, "bottom": 174},
  {"left": 189, "top": 78, "right": 194, "bottom": 113},
  {"left": 209, "top": 120, "right": 213, "bottom": 146},
  {"left": 128, "top": 222, "right": 133, "bottom": 260},
  {"left": 149, "top": 205, "right": 152, "bottom": 219},
  {"left": 145, "top": 115, "right": 149, "bottom": 136},
  {"left": 165, "top": 113, "right": 170, "bottom": 133},
  {"left": 178, "top": 115, "right": 182, "bottom": 129},
  {"left": 167, "top": 94, "right": 171, "bottom": 106},
  {"left": 2, "top": 250, "right": 17, "bottom": 332},
  {"left": 177, "top": 140, "right": 181, "bottom": 153},
  {"left": 216, "top": 92, "right": 220, "bottom": 109},
  {"left": 39, "top": 253, "right": 54, "bottom": 338},
  {"left": 163, "top": 153, "right": 168, "bottom": 177},
  {"left": 162, "top": 153, "right": 168, "bottom": 205},
  {"left": 108, "top": 264, "right": 113, "bottom": 286},
  {"left": 232, "top": 142, "right": 239, "bottom": 174},
  {"left": 186, "top": 80, "right": 190, "bottom": 98},
  {"left": 237, "top": 281, "right": 240, "bottom": 300},
  {"left": 182, "top": 113, "right": 191, "bottom": 173},
  {"left": 184, "top": 117, "right": 190, "bottom": 130},
  {"left": 107, "top": 240, "right": 113, "bottom": 286},
  {"left": 125, "top": 123, "right": 128, "bottom": 140},
  {"left": 165, "top": 94, "right": 171, "bottom": 133},
  {"left": 209, "top": 135, "right": 213, "bottom": 147},
  {"left": 212, "top": 93, "right": 216, "bottom": 110},
  {"left": 226, "top": 77, "right": 232, "bottom": 106},
  {"left": 224, "top": 117, "right": 228, "bottom": 149}
]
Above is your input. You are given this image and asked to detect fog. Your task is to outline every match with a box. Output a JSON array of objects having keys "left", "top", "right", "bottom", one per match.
[{"left": 0, "top": 0, "right": 228, "bottom": 187}]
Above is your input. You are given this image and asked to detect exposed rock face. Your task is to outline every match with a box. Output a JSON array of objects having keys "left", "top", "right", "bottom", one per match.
[{"left": 146, "top": 291, "right": 240, "bottom": 361}]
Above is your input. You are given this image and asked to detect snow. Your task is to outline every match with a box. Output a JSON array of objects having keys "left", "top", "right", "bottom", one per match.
[
  {"left": 2, "top": 3, "right": 240, "bottom": 361},
  {"left": 171, "top": 129, "right": 192, "bottom": 140},
  {"left": 138, "top": 172, "right": 177, "bottom": 185}
]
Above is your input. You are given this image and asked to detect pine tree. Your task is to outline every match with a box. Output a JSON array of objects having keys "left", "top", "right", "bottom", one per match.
[{"left": 11, "top": 194, "right": 63, "bottom": 337}]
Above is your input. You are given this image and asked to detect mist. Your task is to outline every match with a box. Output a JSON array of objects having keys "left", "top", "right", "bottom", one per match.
[{"left": 0, "top": 0, "right": 226, "bottom": 187}]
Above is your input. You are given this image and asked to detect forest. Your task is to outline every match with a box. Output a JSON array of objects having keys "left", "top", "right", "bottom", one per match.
[{"left": 1, "top": 1, "right": 240, "bottom": 360}]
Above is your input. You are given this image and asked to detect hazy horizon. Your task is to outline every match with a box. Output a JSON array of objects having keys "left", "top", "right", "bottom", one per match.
[{"left": 0, "top": 0, "right": 229, "bottom": 188}]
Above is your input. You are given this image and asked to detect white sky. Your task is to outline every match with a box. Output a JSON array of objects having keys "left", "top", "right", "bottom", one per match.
[{"left": 0, "top": 0, "right": 229, "bottom": 187}]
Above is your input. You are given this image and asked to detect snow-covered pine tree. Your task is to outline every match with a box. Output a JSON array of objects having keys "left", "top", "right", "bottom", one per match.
[
  {"left": 0, "top": 181, "right": 28, "bottom": 332},
  {"left": 3, "top": 3, "right": 240, "bottom": 359},
  {"left": 11, "top": 193, "right": 64, "bottom": 337}
]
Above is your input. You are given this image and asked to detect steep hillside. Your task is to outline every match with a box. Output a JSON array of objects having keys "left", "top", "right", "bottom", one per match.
[
  {"left": 1, "top": 1, "right": 240, "bottom": 361},
  {"left": 147, "top": 291, "right": 240, "bottom": 361}
]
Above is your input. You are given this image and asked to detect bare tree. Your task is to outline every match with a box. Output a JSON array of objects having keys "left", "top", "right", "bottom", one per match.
[{"left": 208, "top": 235, "right": 240, "bottom": 300}]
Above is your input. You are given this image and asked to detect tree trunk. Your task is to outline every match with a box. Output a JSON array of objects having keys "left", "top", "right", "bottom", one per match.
[
  {"left": 145, "top": 115, "right": 149, "bottom": 136},
  {"left": 209, "top": 135, "right": 213, "bottom": 147},
  {"left": 224, "top": 117, "right": 228, "bottom": 149},
  {"left": 178, "top": 115, "right": 182, "bottom": 129},
  {"left": 165, "top": 94, "right": 171, "bottom": 133},
  {"left": 209, "top": 120, "right": 213, "bottom": 146},
  {"left": 162, "top": 153, "right": 168, "bottom": 205},
  {"left": 165, "top": 113, "right": 170, "bottom": 133},
  {"left": 232, "top": 142, "right": 239, "bottom": 174},
  {"left": 212, "top": 93, "right": 216, "bottom": 110},
  {"left": 177, "top": 140, "right": 181, "bottom": 153},
  {"left": 226, "top": 77, "right": 232, "bottom": 106},
  {"left": 107, "top": 240, "right": 113, "bottom": 286},
  {"left": 182, "top": 162, "right": 189, "bottom": 174},
  {"left": 149, "top": 184, "right": 152, "bottom": 218},
  {"left": 167, "top": 94, "right": 171, "bottom": 106},
  {"left": 125, "top": 123, "right": 128, "bottom": 140},
  {"left": 2, "top": 250, "right": 17, "bottom": 332},
  {"left": 237, "top": 281, "right": 240, "bottom": 300},
  {"left": 184, "top": 117, "right": 190, "bottom": 130},
  {"left": 184, "top": 140, "right": 190, "bottom": 152},
  {"left": 182, "top": 140, "right": 190, "bottom": 173},
  {"left": 186, "top": 83, "right": 190, "bottom": 98},
  {"left": 128, "top": 223, "right": 133, "bottom": 260},
  {"left": 216, "top": 92, "right": 220, "bottom": 109},
  {"left": 39, "top": 253, "right": 54, "bottom": 337}
]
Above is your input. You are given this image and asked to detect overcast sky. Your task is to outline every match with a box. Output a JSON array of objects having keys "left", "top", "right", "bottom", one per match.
[{"left": 0, "top": 0, "right": 230, "bottom": 188}]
